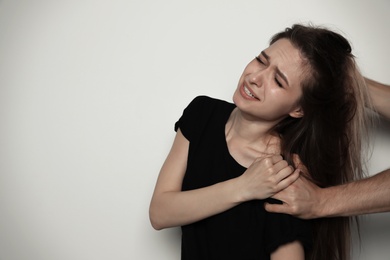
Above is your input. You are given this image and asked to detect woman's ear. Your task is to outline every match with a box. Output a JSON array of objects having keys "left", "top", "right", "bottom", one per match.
[{"left": 289, "top": 107, "right": 304, "bottom": 118}]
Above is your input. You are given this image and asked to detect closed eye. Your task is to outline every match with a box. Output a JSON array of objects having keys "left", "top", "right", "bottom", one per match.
[
  {"left": 255, "top": 56, "right": 265, "bottom": 65},
  {"left": 275, "top": 77, "right": 283, "bottom": 88},
  {"left": 256, "top": 56, "right": 283, "bottom": 88}
]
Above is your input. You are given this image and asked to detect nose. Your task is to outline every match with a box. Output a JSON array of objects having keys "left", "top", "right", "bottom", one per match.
[{"left": 248, "top": 69, "right": 265, "bottom": 88}]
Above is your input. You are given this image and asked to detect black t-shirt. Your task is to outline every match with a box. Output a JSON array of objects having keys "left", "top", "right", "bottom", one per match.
[{"left": 175, "top": 96, "right": 312, "bottom": 260}]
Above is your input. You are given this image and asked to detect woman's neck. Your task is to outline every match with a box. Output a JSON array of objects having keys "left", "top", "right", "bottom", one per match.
[
  {"left": 227, "top": 108, "right": 277, "bottom": 142},
  {"left": 226, "top": 108, "right": 281, "bottom": 156}
]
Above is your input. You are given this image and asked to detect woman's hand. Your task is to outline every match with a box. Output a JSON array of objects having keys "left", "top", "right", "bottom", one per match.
[
  {"left": 264, "top": 154, "right": 322, "bottom": 219},
  {"left": 237, "top": 155, "right": 300, "bottom": 202}
]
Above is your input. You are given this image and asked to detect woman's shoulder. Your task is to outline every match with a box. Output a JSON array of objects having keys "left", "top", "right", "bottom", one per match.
[
  {"left": 187, "top": 95, "right": 234, "bottom": 110},
  {"left": 175, "top": 96, "right": 235, "bottom": 138}
]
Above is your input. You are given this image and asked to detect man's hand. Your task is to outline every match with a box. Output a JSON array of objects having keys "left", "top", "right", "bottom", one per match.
[{"left": 264, "top": 154, "right": 323, "bottom": 219}]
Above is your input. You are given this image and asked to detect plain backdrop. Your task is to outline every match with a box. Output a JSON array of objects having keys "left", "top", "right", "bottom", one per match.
[{"left": 0, "top": 0, "right": 389, "bottom": 259}]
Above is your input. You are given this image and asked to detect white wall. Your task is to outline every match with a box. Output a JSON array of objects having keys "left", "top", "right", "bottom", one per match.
[{"left": 0, "top": 0, "right": 389, "bottom": 259}]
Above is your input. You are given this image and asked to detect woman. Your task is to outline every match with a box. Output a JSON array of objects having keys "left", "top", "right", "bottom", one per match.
[{"left": 149, "top": 24, "right": 373, "bottom": 260}]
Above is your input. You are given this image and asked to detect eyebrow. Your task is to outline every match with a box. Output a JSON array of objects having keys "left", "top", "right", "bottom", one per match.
[{"left": 261, "top": 51, "right": 290, "bottom": 86}]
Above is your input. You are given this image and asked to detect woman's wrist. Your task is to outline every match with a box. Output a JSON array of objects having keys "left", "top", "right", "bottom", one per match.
[{"left": 232, "top": 176, "right": 251, "bottom": 204}]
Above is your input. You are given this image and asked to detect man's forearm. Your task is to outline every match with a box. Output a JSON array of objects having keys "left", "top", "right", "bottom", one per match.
[
  {"left": 317, "top": 169, "right": 390, "bottom": 217},
  {"left": 365, "top": 77, "right": 390, "bottom": 119}
]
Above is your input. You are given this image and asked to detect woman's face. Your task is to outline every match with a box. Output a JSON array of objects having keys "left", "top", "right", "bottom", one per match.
[{"left": 233, "top": 38, "right": 307, "bottom": 123}]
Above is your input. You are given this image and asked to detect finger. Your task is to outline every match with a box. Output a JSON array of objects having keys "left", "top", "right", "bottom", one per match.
[
  {"left": 292, "top": 154, "right": 309, "bottom": 177},
  {"left": 276, "top": 168, "right": 300, "bottom": 190},
  {"left": 264, "top": 202, "right": 291, "bottom": 215},
  {"left": 272, "top": 159, "right": 289, "bottom": 173},
  {"left": 270, "top": 191, "right": 285, "bottom": 202},
  {"left": 292, "top": 153, "right": 302, "bottom": 168},
  {"left": 273, "top": 162, "right": 293, "bottom": 181},
  {"left": 270, "top": 155, "right": 283, "bottom": 164}
]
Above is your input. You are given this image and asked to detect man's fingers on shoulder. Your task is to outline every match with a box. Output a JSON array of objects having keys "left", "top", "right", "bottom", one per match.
[
  {"left": 264, "top": 202, "right": 289, "bottom": 214},
  {"left": 292, "top": 154, "right": 302, "bottom": 168}
]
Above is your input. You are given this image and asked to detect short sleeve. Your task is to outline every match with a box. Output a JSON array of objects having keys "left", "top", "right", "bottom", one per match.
[
  {"left": 265, "top": 212, "right": 312, "bottom": 253},
  {"left": 174, "top": 96, "right": 210, "bottom": 141}
]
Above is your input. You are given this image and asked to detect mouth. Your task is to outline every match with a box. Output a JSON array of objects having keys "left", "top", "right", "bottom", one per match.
[{"left": 242, "top": 85, "right": 260, "bottom": 100}]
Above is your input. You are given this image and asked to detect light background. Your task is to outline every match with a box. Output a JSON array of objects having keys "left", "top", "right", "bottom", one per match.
[{"left": 0, "top": 0, "right": 389, "bottom": 259}]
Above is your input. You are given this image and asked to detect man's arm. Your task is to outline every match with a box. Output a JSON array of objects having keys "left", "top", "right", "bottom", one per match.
[
  {"left": 265, "top": 168, "right": 390, "bottom": 218},
  {"left": 365, "top": 77, "right": 390, "bottom": 119},
  {"left": 265, "top": 78, "right": 390, "bottom": 218}
]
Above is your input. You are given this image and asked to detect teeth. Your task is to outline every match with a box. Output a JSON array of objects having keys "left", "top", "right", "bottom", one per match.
[{"left": 244, "top": 86, "right": 256, "bottom": 98}]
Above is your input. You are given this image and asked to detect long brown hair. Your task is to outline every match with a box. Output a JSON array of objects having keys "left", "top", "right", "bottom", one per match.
[{"left": 271, "top": 24, "right": 374, "bottom": 260}]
